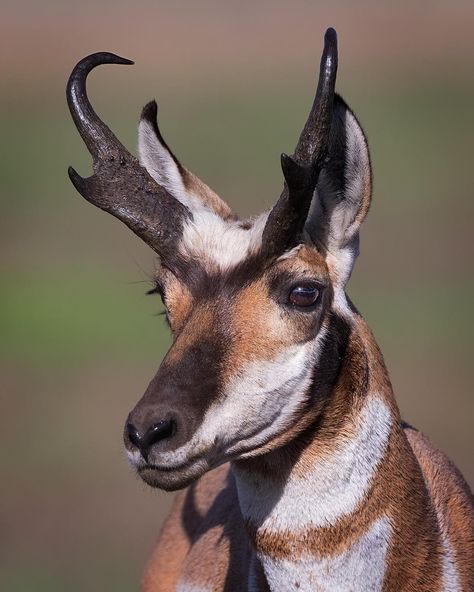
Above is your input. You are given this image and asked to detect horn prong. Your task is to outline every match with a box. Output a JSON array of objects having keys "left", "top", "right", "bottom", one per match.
[
  {"left": 67, "top": 166, "right": 91, "bottom": 198},
  {"left": 281, "top": 153, "right": 309, "bottom": 192}
]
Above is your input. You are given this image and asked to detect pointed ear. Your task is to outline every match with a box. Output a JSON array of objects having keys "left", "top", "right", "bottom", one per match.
[
  {"left": 305, "top": 95, "right": 372, "bottom": 285},
  {"left": 138, "top": 101, "right": 234, "bottom": 219}
]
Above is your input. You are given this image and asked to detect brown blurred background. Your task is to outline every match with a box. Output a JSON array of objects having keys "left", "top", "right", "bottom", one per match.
[{"left": 1, "top": 1, "right": 473, "bottom": 590}]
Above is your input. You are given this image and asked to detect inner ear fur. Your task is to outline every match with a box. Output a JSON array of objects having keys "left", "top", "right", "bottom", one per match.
[
  {"left": 138, "top": 100, "right": 234, "bottom": 220},
  {"left": 305, "top": 95, "right": 372, "bottom": 255}
]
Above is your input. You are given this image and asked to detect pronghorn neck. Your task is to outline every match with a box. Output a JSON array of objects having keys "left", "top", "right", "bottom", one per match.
[{"left": 232, "top": 314, "right": 441, "bottom": 591}]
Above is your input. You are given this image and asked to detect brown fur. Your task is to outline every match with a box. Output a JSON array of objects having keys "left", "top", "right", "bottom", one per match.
[
  {"left": 226, "top": 280, "right": 286, "bottom": 372},
  {"left": 142, "top": 465, "right": 251, "bottom": 592},
  {"left": 182, "top": 168, "right": 236, "bottom": 220},
  {"left": 164, "top": 304, "right": 215, "bottom": 366},
  {"left": 159, "top": 268, "right": 194, "bottom": 333},
  {"left": 405, "top": 427, "right": 474, "bottom": 590},
  {"left": 68, "top": 37, "right": 473, "bottom": 592},
  {"left": 238, "top": 322, "right": 444, "bottom": 590},
  {"left": 142, "top": 317, "right": 474, "bottom": 591}
]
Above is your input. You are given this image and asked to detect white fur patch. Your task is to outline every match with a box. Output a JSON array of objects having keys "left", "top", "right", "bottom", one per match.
[
  {"left": 214, "top": 330, "right": 327, "bottom": 459},
  {"left": 126, "top": 448, "right": 141, "bottom": 466},
  {"left": 321, "top": 110, "right": 370, "bottom": 292},
  {"left": 138, "top": 118, "right": 193, "bottom": 207},
  {"left": 258, "top": 516, "right": 391, "bottom": 591},
  {"left": 432, "top": 482, "right": 462, "bottom": 591},
  {"left": 325, "top": 247, "right": 356, "bottom": 317},
  {"left": 179, "top": 210, "right": 268, "bottom": 271},
  {"left": 324, "top": 110, "right": 370, "bottom": 253},
  {"left": 304, "top": 106, "right": 371, "bottom": 298},
  {"left": 176, "top": 583, "right": 211, "bottom": 592},
  {"left": 139, "top": 117, "right": 231, "bottom": 218},
  {"left": 234, "top": 395, "right": 392, "bottom": 530},
  {"left": 441, "top": 535, "right": 461, "bottom": 591},
  {"left": 342, "top": 110, "right": 371, "bottom": 243},
  {"left": 139, "top": 116, "right": 270, "bottom": 271}
]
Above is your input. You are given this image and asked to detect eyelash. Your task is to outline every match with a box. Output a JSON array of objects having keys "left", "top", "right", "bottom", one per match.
[
  {"left": 159, "top": 310, "right": 171, "bottom": 328},
  {"left": 146, "top": 282, "right": 163, "bottom": 296},
  {"left": 147, "top": 283, "right": 171, "bottom": 326}
]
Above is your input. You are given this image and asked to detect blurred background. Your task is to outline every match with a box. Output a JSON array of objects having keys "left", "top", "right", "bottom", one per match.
[{"left": 1, "top": 1, "right": 473, "bottom": 590}]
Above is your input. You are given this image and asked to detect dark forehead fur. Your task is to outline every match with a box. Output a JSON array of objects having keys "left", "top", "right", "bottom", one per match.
[
  {"left": 167, "top": 247, "right": 328, "bottom": 303},
  {"left": 168, "top": 253, "right": 272, "bottom": 298}
]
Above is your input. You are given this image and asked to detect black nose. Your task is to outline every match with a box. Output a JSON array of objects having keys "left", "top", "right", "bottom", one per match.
[{"left": 126, "top": 420, "right": 175, "bottom": 461}]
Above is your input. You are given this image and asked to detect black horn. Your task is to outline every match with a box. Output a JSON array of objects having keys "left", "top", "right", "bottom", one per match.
[
  {"left": 67, "top": 52, "right": 134, "bottom": 160},
  {"left": 262, "top": 28, "right": 338, "bottom": 256},
  {"left": 66, "top": 52, "right": 190, "bottom": 260}
]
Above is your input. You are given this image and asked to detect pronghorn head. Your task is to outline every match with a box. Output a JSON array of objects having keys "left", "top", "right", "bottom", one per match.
[{"left": 67, "top": 28, "right": 372, "bottom": 491}]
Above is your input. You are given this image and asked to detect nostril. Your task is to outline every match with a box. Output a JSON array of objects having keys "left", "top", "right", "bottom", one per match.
[
  {"left": 142, "top": 419, "right": 175, "bottom": 449},
  {"left": 126, "top": 422, "right": 142, "bottom": 449},
  {"left": 126, "top": 419, "right": 176, "bottom": 462}
]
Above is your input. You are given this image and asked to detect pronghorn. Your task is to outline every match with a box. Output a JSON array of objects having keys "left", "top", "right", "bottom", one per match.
[{"left": 67, "top": 27, "right": 474, "bottom": 592}]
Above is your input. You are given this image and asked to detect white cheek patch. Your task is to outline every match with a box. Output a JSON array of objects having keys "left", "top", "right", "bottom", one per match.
[
  {"left": 156, "top": 329, "right": 327, "bottom": 468},
  {"left": 179, "top": 210, "right": 268, "bottom": 271},
  {"left": 235, "top": 396, "right": 392, "bottom": 530},
  {"left": 259, "top": 516, "right": 391, "bottom": 592},
  {"left": 203, "top": 333, "right": 327, "bottom": 457}
]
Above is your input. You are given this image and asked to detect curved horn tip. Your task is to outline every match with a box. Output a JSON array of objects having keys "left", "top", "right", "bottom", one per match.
[
  {"left": 96, "top": 52, "right": 134, "bottom": 66},
  {"left": 77, "top": 52, "right": 134, "bottom": 69},
  {"left": 67, "top": 53, "right": 134, "bottom": 91},
  {"left": 105, "top": 52, "right": 134, "bottom": 66}
]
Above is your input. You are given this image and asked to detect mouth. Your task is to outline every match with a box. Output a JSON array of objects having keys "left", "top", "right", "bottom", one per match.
[
  {"left": 136, "top": 457, "right": 211, "bottom": 491},
  {"left": 128, "top": 407, "right": 306, "bottom": 491},
  {"left": 133, "top": 439, "right": 279, "bottom": 490},
  {"left": 130, "top": 424, "right": 297, "bottom": 490}
]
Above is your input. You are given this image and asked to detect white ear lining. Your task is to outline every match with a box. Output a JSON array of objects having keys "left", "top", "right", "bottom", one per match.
[
  {"left": 138, "top": 118, "right": 194, "bottom": 209},
  {"left": 303, "top": 105, "right": 371, "bottom": 291},
  {"left": 342, "top": 110, "right": 371, "bottom": 244}
]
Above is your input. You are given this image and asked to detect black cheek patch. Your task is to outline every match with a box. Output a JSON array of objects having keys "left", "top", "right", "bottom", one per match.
[{"left": 309, "top": 311, "right": 352, "bottom": 403}]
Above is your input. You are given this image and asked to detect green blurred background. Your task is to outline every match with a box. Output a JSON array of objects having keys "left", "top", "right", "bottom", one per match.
[{"left": 1, "top": 1, "right": 473, "bottom": 589}]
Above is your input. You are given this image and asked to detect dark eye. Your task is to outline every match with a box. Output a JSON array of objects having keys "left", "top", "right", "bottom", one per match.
[{"left": 288, "top": 286, "right": 320, "bottom": 308}]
